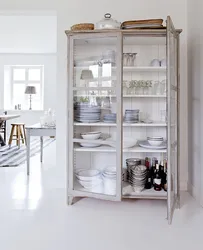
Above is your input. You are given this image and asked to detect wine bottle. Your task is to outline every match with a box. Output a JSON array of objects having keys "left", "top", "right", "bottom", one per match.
[
  {"left": 159, "top": 161, "right": 165, "bottom": 186},
  {"left": 151, "top": 160, "right": 156, "bottom": 186},
  {"left": 154, "top": 164, "right": 162, "bottom": 191},
  {"left": 163, "top": 160, "right": 167, "bottom": 192},
  {"left": 145, "top": 157, "right": 152, "bottom": 189}
]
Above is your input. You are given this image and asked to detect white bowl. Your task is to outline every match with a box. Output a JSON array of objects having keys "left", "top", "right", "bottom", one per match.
[
  {"left": 78, "top": 178, "right": 103, "bottom": 189},
  {"left": 76, "top": 169, "right": 101, "bottom": 181},
  {"left": 80, "top": 131, "right": 101, "bottom": 140},
  {"left": 147, "top": 136, "right": 163, "bottom": 141},
  {"left": 147, "top": 139, "right": 163, "bottom": 146}
]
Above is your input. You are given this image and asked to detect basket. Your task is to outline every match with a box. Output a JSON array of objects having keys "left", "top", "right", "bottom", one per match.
[{"left": 71, "top": 23, "right": 94, "bottom": 31}]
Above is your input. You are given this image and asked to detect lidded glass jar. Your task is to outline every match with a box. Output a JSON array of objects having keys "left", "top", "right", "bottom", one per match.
[{"left": 95, "top": 13, "right": 121, "bottom": 29}]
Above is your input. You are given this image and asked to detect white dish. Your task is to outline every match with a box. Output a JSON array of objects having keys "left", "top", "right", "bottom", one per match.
[
  {"left": 150, "top": 59, "right": 160, "bottom": 67},
  {"left": 77, "top": 119, "right": 100, "bottom": 123},
  {"left": 80, "top": 142, "right": 101, "bottom": 147},
  {"left": 139, "top": 140, "right": 167, "bottom": 149},
  {"left": 76, "top": 169, "right": 101, "bottom": 181},
  {"left": 80, "top": 132, "right": 101, "bottom": 140},
  {"left": 78, "top": 178, "right": 103, "bottom": 189},
  {"left": 147, "top": 136, "right": 163, "bottom": 141},
  {"left": 147, "top": 139, "right": 163, "bottom": 146}
]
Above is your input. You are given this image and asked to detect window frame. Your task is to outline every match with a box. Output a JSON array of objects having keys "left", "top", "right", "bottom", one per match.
[{"left": 10, "top": 65, "right": 44, "bottom": 110}]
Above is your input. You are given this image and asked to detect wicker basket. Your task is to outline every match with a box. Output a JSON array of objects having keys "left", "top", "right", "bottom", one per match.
[{"left": 71, "top": 23, "right": 94, "bottom": 31}]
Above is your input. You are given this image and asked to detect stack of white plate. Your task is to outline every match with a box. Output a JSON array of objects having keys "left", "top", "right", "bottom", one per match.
[
  {"left": 128, "top": 165, "right": 147, "bottom": 192},
  {"left": 102, "top": 167, "right": 117, "bottom": 195},
  {"left": 74, "top": 103, "right": 101, "bottom": 123},
  {"left": 75, "top": 169, "right": 102, "bottom": 190},
  {"left": 139, "top": 140, "right": 166, "bottom": 150},
  {"left": 124, "top": 109, "right": 139, "bottom": 123},
  {"left": 103, "top": 113, "right": 117, "bottom": 123}
]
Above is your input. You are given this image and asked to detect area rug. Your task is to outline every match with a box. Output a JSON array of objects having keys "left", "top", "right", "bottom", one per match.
[{"left": 0, "top": 137, "right": 55, "bottom": 167}]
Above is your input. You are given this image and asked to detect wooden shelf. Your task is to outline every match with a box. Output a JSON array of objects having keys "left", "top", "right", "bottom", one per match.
[
  {"left": 74, "top": 94, "right": 166, "bottom": 98},
  {"left": 74, "top": 66, "right": 166, "bottom": 72},
  {"left": 122, "top": 182, "right": 167, "bottom": 200},
  {"left": 74, "top": 144, "right": 167, "bottom": 153},
  {"left": 74, "top": 122, "right": 166, "bottom": 127}
]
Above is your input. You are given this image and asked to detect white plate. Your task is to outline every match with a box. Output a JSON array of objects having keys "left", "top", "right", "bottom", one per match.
[
  {"left": 80, "top": 142, "right": 101, "bottom": 147},
  {"left": 138, "top": 140, "right": 167, "bottom": 149},
  {"left": 76, "top": 120, "right": 100, "bottom": 123}
]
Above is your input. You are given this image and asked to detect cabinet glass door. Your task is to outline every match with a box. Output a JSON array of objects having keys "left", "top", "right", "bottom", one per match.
[
  {"left": 68, "top": 33, "right": 122, "bottom": 201},
  {"left": 167, "top": 16, "right": 178, "bottom": 224}
]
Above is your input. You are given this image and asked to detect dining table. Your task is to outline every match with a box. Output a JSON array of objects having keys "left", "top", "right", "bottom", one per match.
[
  {"left": 0, "top": 114, "right": 20, "bottom": 146},
  {"left": 25, "top": 123, "right": 56, "bottom": 175}
]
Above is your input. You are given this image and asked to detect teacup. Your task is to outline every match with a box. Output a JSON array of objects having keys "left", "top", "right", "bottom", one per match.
[{"left": 150, "top": 59, "right": 160, "bottom": 67}]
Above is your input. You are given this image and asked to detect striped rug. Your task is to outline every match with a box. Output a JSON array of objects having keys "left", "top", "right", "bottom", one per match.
[{"left": 0, "top": 138, "right": 55, "bottom": 167}]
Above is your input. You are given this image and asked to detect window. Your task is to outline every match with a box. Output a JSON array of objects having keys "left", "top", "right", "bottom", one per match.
[{"left": 4, "top": 65, "right": 44, "bottom": 110}]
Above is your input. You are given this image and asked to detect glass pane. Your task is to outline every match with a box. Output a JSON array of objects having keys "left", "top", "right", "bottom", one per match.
[
  {"left": 122, "top": 35, "right": 167, "bottom": 198},
  {"left": 13, "top": 68, "right": 26, "bottom": 81},
  {"left": 72, "top": 36, "right": 120, "bottom": 198},
  {"left": 28, "top": 68, "right": 41, "bottom": 81},
  {"left": 13, "top": 84, "right": 26, "bottom": 109}
]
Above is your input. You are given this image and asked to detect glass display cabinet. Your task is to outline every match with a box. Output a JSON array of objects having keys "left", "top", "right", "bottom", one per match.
[{"left": 65, "top": 16, "right": 182, "bottom": 224}]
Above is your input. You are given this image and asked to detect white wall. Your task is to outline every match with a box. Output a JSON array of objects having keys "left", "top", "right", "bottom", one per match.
[
  {"left": 187, "top": 0, "right": 203, "bottom": 204},
  {"left": 0, "top": 15, "right": 57, "bottom": 53},
  {"left": 0, "top": 1, "right": 188, "bottom": 191},
  {"left": 0, "top": 14, "right": 57, "bottom": 133}
]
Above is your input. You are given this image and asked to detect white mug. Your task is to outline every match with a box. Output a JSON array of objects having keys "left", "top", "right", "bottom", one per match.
[
  {"left": 161, "top": 59, "right": 166, "bottom": 67},
  {"left": 150, "top": 59, "right": 160, "bottom": 67}
]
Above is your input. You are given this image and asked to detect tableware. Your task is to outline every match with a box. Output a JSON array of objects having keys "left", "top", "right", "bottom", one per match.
[
  {"left": 138, "top": 140, "right": 167, "bottom": 149},
  {"left": 128, "top": 165, "right": 147, "bottom": 191},
  {"left": 78, "top": 178, "right": 103, "bottom": 189},
  {"left": 150, "top": 59, "right": 160, "bottom": 67},
  {"left": 95, "top": 13, "right": 121, "bottom": 29},
  {"left": 80, "top": 142, "right": 101, "bottom": 147},
  {"left": 80, "top": 132, "right": 101, "bottom": 140},
  {"left": 161, "top": 59, "right": 166, "bottom": 67},
  {"left": 103, "top": 166, "right": 117, "bottom": 195},
  {"left": 147, "top": 139, "right": 163, "bottom": 146},
  {"left": 76, "top": 169, "right": 101, "bottom": 181},
  {"left": 124, "top": 109, "right": 139, "bottom": 123},
  {"left": 74, "top": 102, "right": 101, "bottom": 123},
  {"left": 147, "top": 136, "right": 163, "bottom": 140}
]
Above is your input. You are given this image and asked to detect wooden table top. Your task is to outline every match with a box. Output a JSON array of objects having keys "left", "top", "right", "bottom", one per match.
[{"left": 0, "top": 114, "right": 20, "bottom": 121}]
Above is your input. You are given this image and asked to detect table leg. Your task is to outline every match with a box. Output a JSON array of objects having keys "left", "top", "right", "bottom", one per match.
[
  {"left": 40, "top": 136, "right": 43, "bottom": 163},
  {"left": 26, "top": 129, "right": 30, "bottom": 176}
]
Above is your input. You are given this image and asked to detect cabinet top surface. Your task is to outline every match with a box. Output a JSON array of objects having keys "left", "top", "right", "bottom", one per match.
[{"left": 65, "top": 28, "right": 182, "bottom": 36}]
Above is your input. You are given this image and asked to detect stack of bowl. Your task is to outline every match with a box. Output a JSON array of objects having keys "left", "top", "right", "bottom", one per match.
[
  {"left": 128, "top": 165, "right": 147, "bottom": 192},
  {"left": 124, "top": 109, "right": 139, "bottom": 123},
  {"left": 147, "top": 136, "right": 163, "bottom": 146},
  {"left": 103, "top": 113, "right": 117, "bottom": 123},
  {"left": 75, "top": 169, "right": 102, "bottom": 190},
  {"left": 102, "top": 166, "right": 117, "bottom": 195},
  {"left": 126, "top": 158, "right": 141, "bottom": 182},
  {"left": 80, "top": 131, "right": 101, "bottom": 147}
]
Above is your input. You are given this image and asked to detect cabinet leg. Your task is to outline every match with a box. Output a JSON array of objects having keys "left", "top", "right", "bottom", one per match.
[{"left": 67, "top": 196, "right": 74, "bottom": 206}]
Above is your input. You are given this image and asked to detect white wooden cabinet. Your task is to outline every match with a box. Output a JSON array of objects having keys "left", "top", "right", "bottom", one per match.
[{"left": 66, "top": 16, "right": 182, "bottom": 224}]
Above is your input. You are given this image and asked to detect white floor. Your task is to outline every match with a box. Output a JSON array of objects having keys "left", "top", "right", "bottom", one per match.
[{"left": 0, "top": 142, "right": 203, "bottom": 250}]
